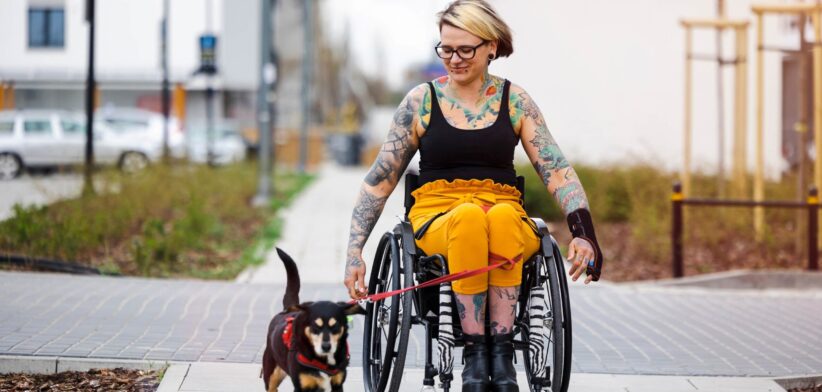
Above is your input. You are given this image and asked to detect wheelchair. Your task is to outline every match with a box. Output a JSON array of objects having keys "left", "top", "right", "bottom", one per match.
[{"left": 362, "top": 174, "right": 573, "bottom": 392}]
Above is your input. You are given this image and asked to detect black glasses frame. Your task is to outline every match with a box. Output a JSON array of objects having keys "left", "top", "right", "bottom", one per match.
[{"left": 434, "top": 40, "right": 487, "bottom": 60}]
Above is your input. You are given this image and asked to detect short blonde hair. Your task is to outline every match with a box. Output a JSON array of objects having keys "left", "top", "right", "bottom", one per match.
[{"left": 437, "top": 0, "right": 514, "bottom": 59}]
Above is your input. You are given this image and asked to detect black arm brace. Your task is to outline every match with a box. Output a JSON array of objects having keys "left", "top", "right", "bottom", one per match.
[{"left": 566, "top": 208, "right": 604, "bottom": 281}]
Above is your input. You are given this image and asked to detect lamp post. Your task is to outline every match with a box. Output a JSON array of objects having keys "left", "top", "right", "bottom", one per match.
[
  {"left": 83, "top": 0, "right": 96, "bottom": 196},
  {"left": 253, "top": 0, "right": 276, "bottom": 207},
  {"left": 161, "top": 0, "right": 170, "bottom": 163},
  {"left": 299, "top": 0, "right": 312, "bottom": 173}
]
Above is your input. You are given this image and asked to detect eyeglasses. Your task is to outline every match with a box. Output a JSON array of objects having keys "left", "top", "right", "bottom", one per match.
[{"left": 434, "top": 41, "right": 487, "bottom": 60}]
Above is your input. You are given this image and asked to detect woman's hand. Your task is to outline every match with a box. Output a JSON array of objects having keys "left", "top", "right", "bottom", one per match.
[
  {"left": 567, "top": 237, "right": 595, "bottom": 284},
  {"left": 344, "top": 255, "right": 368, "bottom": 300}
]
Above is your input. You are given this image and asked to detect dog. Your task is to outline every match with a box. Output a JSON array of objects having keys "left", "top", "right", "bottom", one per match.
[{"left": 262, "top": 248, "right": 365, "bottom": 392}]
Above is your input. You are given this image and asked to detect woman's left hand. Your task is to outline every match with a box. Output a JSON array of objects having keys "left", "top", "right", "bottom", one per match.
[{"left": 567, "top": 237, "right": 595, "bottom": 284}]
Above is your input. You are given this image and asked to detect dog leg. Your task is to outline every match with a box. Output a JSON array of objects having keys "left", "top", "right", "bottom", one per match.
[
  {"left": 262, "top": 343, "right": 275, "bottom": 390},
  {"left": 298, "top": 372, "right": 332, "bottom": 391},
  {"left": 330, "top": 371, "right": 345, "bottom": 391},
  {"left": 267, "top": 366, "right": 287, "bottom": 392}
]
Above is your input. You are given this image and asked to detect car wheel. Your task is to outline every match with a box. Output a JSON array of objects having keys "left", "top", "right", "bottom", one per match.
[
  {"left": 0, "top": 153, "right": 23, "bottom": 180},
  {"left": 119, "top": 151, "right": 149, "bottom": 174}
]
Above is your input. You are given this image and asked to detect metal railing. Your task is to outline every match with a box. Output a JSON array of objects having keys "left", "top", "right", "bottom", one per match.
[{"left": 671, "top": 182, "right": 819, "bottom": 278}]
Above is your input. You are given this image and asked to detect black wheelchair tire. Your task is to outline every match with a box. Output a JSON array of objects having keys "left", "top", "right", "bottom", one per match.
[
  {"left": 362, "top": 232, "right": 412, "bottom": 392},
  {"left": 521, "top": 237, "right": 574, "bottom": 392},
  {"left": 552, "top": 241, "right": 573, "bottom": 392}
]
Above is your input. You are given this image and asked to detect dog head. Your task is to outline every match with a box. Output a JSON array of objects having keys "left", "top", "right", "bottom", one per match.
[{"left": 288, "top": 301, "right": 365, "bottom": 364}]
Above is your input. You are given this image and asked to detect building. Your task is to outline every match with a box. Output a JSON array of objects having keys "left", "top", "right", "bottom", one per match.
[{"left": 0, "top": 0, "right": 336, "bottom": 144}]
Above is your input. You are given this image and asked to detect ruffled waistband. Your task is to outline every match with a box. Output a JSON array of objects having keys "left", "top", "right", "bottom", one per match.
[{"left": 411, "top": 178, "right": 522, "bottom": 200}]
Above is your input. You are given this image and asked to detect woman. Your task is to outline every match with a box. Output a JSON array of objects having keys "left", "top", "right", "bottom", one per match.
[{"left": 344, "top": 1, "right": 603, "bottom": 390}]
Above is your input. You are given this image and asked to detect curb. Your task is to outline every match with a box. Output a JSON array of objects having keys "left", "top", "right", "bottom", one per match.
[
  {"left": 774, "top": 373, "right": 822, "bottom": 390},
  {"left": 155, "top": 363, "right": 190, "bottom": 392},
  {"left": 0, "top": 354, "right": 177, "bottom": 374}
]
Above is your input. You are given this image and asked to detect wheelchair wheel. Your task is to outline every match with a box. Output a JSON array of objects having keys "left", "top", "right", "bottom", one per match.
[
  {"left": 362, "top": 231, "right": 412, "bottom": 392},
  {"left": 521, "top": 239, "right": 573, "bottom": 392}
]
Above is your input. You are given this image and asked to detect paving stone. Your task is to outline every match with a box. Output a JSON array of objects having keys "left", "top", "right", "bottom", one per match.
[{"left": 4, "top": 165, "right": 822, "bottom": 378}]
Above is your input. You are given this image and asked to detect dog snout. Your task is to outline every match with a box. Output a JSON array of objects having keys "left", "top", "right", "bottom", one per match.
[{"left": 321, "top": 341, "right": 331, "bottom": 352}]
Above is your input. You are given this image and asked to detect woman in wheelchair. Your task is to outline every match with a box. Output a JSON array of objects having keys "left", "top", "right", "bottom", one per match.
[{"left": 345, "top": 1, "right": 603, "bottom": 390}]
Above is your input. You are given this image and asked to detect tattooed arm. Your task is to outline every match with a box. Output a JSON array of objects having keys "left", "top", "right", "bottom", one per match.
[
  {"left": 344, "top": 84, "right": 429, "bottom": 299},
  {"left": 510, "top": 84, "right": 597, "bottom": 284}
]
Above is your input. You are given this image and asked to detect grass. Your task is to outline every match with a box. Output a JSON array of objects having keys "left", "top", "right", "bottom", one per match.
[
  {"left": 518, "top": 161, "right": 813, "bottom": 281},
  {"left": 0, "top": 162, "right": 314, "bottom": 279}
]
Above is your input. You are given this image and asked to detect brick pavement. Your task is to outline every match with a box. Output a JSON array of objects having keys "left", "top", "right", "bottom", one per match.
[
  {"left": 2, "top": 271, "right": 822, "bottom": 377},
  {"left": 3, "top": 163, "right": 822, "bottom": 378}
]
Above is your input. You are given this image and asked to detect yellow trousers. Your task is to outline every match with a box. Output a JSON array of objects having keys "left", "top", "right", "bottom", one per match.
[{"left": 409, "top": 179, "right": 541, "bottom": 295}]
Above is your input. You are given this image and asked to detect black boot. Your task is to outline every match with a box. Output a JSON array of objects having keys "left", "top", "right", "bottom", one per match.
[
  {"left": 489, "top": 333, "right": 518, "bottom": 392},
  {"left": 461, "top": 334, "right": 489, "bottom": 392}
]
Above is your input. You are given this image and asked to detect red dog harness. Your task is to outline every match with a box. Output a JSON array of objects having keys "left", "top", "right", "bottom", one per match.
[{"left": 282, "top": 316, "right": 348, "bottom": 376}]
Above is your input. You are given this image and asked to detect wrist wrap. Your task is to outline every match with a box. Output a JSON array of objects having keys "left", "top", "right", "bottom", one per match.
[{"left": 566, "top": 208, "right": 604, "bottom": 281}]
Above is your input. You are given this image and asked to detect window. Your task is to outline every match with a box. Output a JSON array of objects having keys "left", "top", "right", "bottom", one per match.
[
  {"left": 24, "top": 119, "right": 54, "bottom": 137},
  {"left": 0, "top": 121, "right": 14, "bottom": 137},
  {"left": 61, "top": 120, "right": 85, "bottom": 137},
  {"left": 28, "top": 7, "right": 64, "bottom": 48}
]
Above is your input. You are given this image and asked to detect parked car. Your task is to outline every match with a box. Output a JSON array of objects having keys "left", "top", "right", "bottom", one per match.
[
  {"left": 0, "top": 110, "right": 162, "bottom": 179},
  {"left": 97, "top": 107, "right": 187, "bottom": 160},
  {"left": 185, "top": 123, "right": 247, "bottom": 165}
]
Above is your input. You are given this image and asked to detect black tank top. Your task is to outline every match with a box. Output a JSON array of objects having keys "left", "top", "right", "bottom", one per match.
[{"left": 418, "top": 80, "right": 519, "bottom": 186}]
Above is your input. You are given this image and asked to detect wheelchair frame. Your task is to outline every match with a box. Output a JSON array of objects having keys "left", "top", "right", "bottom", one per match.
[{"left": 362, "top": 174, "right": 573, "bottom": 392}]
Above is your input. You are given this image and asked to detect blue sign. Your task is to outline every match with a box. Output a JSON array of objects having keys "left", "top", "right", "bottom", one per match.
[{"left": 199, "top": 34, "right": 218, "bottom": 74}]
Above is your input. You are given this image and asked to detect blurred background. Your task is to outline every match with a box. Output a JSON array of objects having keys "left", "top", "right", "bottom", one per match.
[
  {"left": 0, "top": 0, "right": 807, "bottom": 172},
  {"left": 1, "top": 0, "right": 821, "bottom": 281}
]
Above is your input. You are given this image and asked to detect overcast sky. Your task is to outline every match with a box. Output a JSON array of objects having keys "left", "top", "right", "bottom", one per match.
[{"left": 322, "top": 0, "right": 453, "bottom": 89}]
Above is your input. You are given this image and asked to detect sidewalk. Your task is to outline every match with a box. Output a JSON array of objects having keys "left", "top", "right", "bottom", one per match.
[
  {"left": 1, "top": 162, "right": 822, "bottom": 391},
  {"left": 157, "top": 363, "right": 789, "bottom": 391},
  {"left": 237, "top": 163, "right": 407, "bottom": 284}
]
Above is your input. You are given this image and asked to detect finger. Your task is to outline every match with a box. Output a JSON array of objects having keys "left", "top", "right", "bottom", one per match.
[
  {"left": 344, "top": 278, "right": 357, "bottom": 299},
  {"left": 567, "top": 257, "right": 579, "bottom": 273},
  {"left": 572, "top": 259, "right": 585, "bottom": 281},
  {"left": 569, "top": 259, "right": 582, "bottom": 280},
  {"left": 357, "top": 272, "right": 367, "bottom": 296},
  {"left": 566, "top": 243, "right": 576, "bottom": 261},
  {"left": 585, "top": 275, "right": 593, "bottom": 284}
]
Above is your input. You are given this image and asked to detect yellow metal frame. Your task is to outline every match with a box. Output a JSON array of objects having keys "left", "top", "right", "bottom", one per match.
[{"left": 680, "top": 19, "right": 750, "bottom": 198}]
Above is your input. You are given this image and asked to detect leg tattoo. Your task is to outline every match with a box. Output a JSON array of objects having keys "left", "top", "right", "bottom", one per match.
[
  {"left": 489, "top": 286, "right": 518, "bottom": 335},
  {"left": 456, "top": 292, "right": 487, "bottom": 336}
]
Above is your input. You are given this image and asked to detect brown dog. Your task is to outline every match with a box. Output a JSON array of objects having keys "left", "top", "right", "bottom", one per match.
[{"left": 262, "top": 248, "right": 365, "bottom": 392}]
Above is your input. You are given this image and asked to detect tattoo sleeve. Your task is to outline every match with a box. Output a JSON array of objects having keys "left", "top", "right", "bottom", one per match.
[
  {"left": 346, "top": 87, "right": 422, "bottom": 269},
  {"left": 514, "top": 90, "right": 590, "bottom": 215}
]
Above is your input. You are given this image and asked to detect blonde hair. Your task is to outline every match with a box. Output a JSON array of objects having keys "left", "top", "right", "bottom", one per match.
[{"left": 437, "top": 0, "right": 514, "bottom": 59}]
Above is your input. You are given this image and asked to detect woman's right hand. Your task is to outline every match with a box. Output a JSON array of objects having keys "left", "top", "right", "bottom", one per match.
[{"left": 344, "top": 255, "right": 368, "bottom": 300}]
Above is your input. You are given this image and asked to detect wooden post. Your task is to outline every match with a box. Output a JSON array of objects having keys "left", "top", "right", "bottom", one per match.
[
  {"left": 753, "top": 14, "right": 765, "bottom": 240},
  {"left": 733, "top": 24, "right": 749, "bottom": 200},
  {"left": 813, "top": 10, "right": 822, "bottom": 247},
  {"left": 0, "top": 83, "right": 5, "bottom": 110},
  {"left": 809, "top": 187, "right": 819, "bottom": 271},
  {"left": 683, "top": 27, "right": 693, "bottom": 198},
  {"left": 680, "top": 18, "right": 749, "bottom": 198}
]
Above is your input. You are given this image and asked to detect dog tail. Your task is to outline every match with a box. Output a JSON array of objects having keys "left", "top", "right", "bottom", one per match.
[{"left": 276, "top": 247, "right": 301, "bottom": 309}]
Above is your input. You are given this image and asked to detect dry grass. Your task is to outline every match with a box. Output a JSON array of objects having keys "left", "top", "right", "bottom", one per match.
[
  {"left": 0, "top": 163, "right": 313, "bottom": 279},
  {"left": 520, "top": 162, "right": 812, "bottom": 282}
]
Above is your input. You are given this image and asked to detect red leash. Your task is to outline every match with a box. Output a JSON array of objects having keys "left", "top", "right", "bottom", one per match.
[{"left": 349, "top": 253, "right": 522, "bottom": 305}]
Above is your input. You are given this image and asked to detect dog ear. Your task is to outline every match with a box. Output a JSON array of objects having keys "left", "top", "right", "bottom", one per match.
[
  {"left": 338, "top": 302, "right": 366, "bottom": 316},
  {"left": 286, "top": 301, "right": 314, "bottom": 313}
]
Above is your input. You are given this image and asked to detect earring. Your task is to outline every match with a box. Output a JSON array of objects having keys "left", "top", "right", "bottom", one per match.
[{"left": 488, "top": 53, "right": 496, "bottom": 60}]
